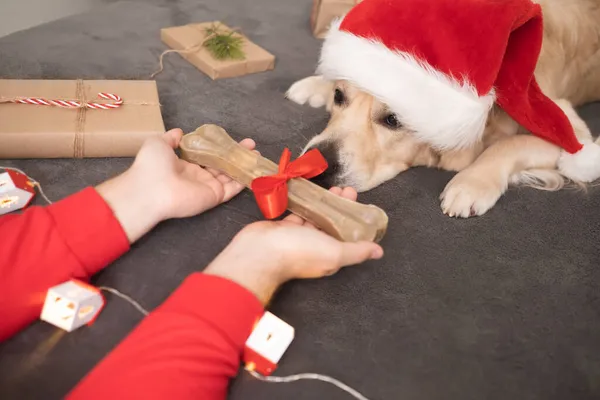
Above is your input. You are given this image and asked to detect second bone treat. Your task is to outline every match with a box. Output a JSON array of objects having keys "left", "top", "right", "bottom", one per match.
[{"left": 179, "top": 124, "right": 389, "bottom": 243}]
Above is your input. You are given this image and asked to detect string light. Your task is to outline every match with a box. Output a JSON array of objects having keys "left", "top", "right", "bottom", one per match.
[
  {"left": 97, "top": 287, "right": 149, "bottom": 316},
  {"left": 246, "top": 367, "right": 371, "bottom": 400},
  {"left": 97, "top": 287, "right": 369, "bottom": 399},
  {"left": 0, "top": 166, "right": 53, "bottom": 205},
  {"left": 94, "top": 286, "right": 370, "bottom": 399},
  {"left": 2, "top": 166, "right": 370, "bottom": 400}
]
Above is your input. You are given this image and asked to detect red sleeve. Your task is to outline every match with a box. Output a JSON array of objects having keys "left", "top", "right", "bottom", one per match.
[
  {"left": 67, "top": 273, "right": 264, "bottom": 400},
  {"left": 0, "top": 187, "right": 130, "bottom": 342}
]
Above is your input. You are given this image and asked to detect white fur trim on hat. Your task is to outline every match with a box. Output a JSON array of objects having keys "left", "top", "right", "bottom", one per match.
[
  {"left": 558, "top": 141, "right": 600, "bottom": 183},
  {"left": 316, "top": 20, "right": 496, "bottom": 151}
]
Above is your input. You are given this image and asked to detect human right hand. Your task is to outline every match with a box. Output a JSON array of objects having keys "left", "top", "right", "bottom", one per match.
[
  {"left": 96, "top": 128, "right": 256, "bottom": 243},
  {"left": 204, "top": 187, "right": 384, "bottom": 304}
]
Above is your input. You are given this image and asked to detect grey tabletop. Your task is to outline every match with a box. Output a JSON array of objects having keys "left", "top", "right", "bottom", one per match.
[{"left": 1, "top": 1, "right": 599, "bottom": 399}]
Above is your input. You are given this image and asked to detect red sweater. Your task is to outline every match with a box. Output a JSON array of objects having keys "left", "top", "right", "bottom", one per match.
[{"left": 0, "top": 187, "right": 264, "bottom": 399}]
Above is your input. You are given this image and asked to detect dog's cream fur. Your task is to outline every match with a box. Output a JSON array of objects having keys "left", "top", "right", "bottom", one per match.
[{"left": 286, "top": 0, "right": 600, "bottom": 218}]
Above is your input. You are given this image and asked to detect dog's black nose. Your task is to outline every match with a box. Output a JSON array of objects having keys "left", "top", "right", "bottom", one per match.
[{"left": 306, "top": 142, "right": 342, "bottom": 188}]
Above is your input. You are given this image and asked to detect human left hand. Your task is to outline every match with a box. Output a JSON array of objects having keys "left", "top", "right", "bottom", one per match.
[{"left": 96, "top": 128, "right": 256, "bottom": 243}]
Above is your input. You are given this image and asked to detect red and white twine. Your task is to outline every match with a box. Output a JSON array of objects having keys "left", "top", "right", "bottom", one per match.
[{"left": 10, "top": 92, "right": 123, "bottom": 110}]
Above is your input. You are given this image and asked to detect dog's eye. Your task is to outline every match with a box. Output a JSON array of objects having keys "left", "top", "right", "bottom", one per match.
[
  {"left": 333, "top": 88, "right": 345, "bottom": 105},
  {"left": 382, "top": 113, "right": 401, "bottom": 129}
]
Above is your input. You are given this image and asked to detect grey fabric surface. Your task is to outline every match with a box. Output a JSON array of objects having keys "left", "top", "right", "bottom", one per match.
[{"left": 1, "top": 1, "right": 600, "bottom": 399}]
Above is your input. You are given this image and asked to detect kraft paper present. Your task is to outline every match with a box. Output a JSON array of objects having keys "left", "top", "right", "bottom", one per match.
[
  {"left": 311, "top": 0, "right": 362, "bottom": 38},
  {"left": 0, "top": 79, "right": 165, "bottom": 159},
  {"left": 159, "top": 22, "right": 276, "bottom": 80}
]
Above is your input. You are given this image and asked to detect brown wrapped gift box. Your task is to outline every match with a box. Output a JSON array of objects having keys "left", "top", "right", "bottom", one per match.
[
  {"left": 0, "top": 79, "right": 165, "bottom": 159},
  {"left": 311, "top": 0, "right": 362, "bottom": 38},
  {"left": 160, "top": 22, "right": 276, "bottom": 80}
]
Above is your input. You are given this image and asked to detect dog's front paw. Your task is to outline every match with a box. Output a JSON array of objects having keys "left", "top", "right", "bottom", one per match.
[
  {"left": 440, "top": 172, "right": 504, "bottom": 218},
  {"left": 286, "top": 76, "right": 332, "bottom": 108}
]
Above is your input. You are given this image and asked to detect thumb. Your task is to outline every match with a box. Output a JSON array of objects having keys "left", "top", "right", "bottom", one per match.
[
  {"left": 162, "top": 128, "right": 184, "bottom": 149},
  {"left": 338, "top": 241, "right": 384, "bottom": 268}
]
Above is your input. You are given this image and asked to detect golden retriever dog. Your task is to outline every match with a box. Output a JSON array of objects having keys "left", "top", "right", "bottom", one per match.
[{"left": 286, "top": 0, "right": 600, "bottom": 218}]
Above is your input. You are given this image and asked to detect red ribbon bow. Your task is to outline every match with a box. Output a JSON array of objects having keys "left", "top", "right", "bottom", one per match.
[{"left": 251, "top": 148, "right": 328, "bottom": 219}]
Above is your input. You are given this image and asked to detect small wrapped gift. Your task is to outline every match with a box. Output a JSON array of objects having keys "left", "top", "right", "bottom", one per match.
[
  {"left": 311, "top": 0, "right": 362, "bottom": 38},
  {"left": 0, "top": 79, "right": 165, "bottom": 159},
  {"left": 158, "top": 22, "right": 276, "bottom": 80}
]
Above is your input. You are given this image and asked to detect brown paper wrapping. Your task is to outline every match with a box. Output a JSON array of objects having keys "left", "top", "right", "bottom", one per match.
[
  {"left": 0, "top": 79, "right": 165, "bottom": 159},
  {"left": 311, "top": 0, "right": 362, "bottom": 39},
  {"left": 160, "top": 22, "right": 276, "bottom": 80}
]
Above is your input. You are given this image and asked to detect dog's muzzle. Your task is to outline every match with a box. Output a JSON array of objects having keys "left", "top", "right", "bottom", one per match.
[{"left": 306, "top": 141, "right": 342, "bottom": 188}]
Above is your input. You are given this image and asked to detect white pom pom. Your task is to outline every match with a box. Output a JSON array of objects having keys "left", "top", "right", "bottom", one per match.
[{"left": 558, "top": 142, "right": 600, "bottom": 183}]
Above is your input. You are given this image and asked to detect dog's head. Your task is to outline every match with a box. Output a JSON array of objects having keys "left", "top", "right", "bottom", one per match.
[
  {"left": 305, "top": 80, "right": 441, "bottom": 192},
  {"left": 301, "top": 17, "right": 496, "bottom": 191}
]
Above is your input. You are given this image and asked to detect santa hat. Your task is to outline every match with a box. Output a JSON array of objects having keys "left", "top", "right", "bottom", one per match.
[{"left": 316, "top": 0, "right": 600, "bottom": 183}]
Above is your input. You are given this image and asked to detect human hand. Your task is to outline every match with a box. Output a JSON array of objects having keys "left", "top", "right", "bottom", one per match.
[
  {"left": 96, "top": 128, "right": 255, "bottom": 243},
  {"left": 129, "top": 128, "right": 257, "bottom": 219},
  {"left": 204, "top": 187, "right": 384, "bottom": 304}
]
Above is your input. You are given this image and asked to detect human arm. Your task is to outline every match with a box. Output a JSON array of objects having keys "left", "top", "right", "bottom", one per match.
[
  {"left": 66, "top": 273, "right": 264, "bottom": 400},
  {"left": 0, "top": 187, "right": 130, "bottom": 342},
  {"left": 67, "top": 187, "right": 383, "bottom": 400},
  {"left": 0, "top": 129, "right": 256, "bottom": 342}
]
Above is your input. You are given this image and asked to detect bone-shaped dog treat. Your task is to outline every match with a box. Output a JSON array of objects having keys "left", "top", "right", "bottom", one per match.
[{"left": 179, "top": 124, "right": 388, "bottom": 243}]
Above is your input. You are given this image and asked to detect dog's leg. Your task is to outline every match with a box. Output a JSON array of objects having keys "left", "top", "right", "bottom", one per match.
[
  {"left": 440, "top": 97, "right": 597, "bottom": 218},
  {"left": 439, "top": 134, "right": 561, "bottom": 218},
  {"left": 286, "top": 75, "right": 334, "bottom": 110}
]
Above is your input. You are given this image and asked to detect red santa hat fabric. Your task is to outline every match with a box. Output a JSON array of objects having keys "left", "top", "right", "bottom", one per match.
[{"left": 316, "top": 0, "right": 600, "bottom": 182}]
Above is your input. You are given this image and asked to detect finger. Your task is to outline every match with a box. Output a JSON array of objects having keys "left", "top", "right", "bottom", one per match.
[
  {"left": 329, "top": 186, "right": 343, "bottom": 196},
  {"left": 340, "top": 187, "right": 358, "bottom": 201},
  {"left": 162, "top": 128, "right": 184, "bottom": 149},
  {"left": 205, "top": 166, "right": 227, "bottom": 179},
  {"left": 221, "top": 183, "right": 246, "bottom": 202},
  {"left": 338, "top": 242, "right": 384, "bottom": 268},
  {"left": 239, "top": 138, "right": 256, "bottom": 150},
  {"left": 303, "top": 221, "right": 317, "bottom": 229},
  {"left": 221, "top": 179, "right": 247, "bottom": 202},
  {"left": 282, "top": 213, "right": 307, "bottom": 226},
  {"left": 283, "top": 215, "right": 306, "bottom": 225},
  {"left": 203, "top": 168, "right": 238, "bottom": 186},
  {"left": 216, "top": 173, "right": 233, "bottom": 185}
]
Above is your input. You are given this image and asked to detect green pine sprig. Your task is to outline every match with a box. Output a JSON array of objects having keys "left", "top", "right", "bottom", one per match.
[{"left": 203, "top": 24, "right": 246, "bottom": 60}]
